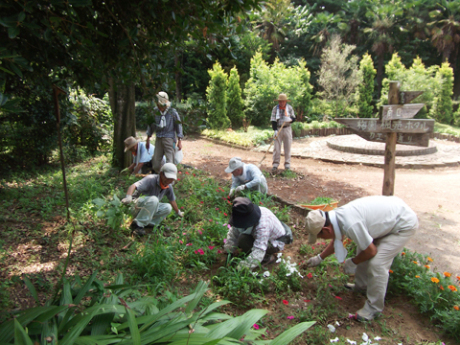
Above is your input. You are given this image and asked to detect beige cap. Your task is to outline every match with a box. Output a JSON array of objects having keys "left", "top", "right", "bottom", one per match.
[
  {"left": 160, "top": 163, "right": 177, "bottom": 179},
  {"left": 225, "top": 157, "right": 244, "bottom": 173},
  {"left": 124, "top": 136, "right": 139, "bottom": 152},
  {"left": 305, "top": 210, "right": 326, "bottom": 244},
  {"left": 157, "top": 91, "right": 171, "bottom": 107},
  {"left": 274, "top": 93, "right": 290, "bottom": 102}
]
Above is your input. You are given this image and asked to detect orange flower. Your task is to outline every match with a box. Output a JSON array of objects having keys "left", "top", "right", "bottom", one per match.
[
  {"left": 389, "top": 269, "right": 393, "bottom": 274},
  {"left": 440, "top": 285, "right": 444, "bottom": 291},
  {"left": 431, "top": 277, "right": 439, "bottom": 283},
  {"left": 415, "top": 275, "right": 420, "bottom": 278},
  {"left": 444, "top": 272, "right": 451, "bottom": 278},
  {"left": 413, "top": 261, "right": 418, "bottom": 264},
  {"left": 454, "top": 305, "right": 459, "bottom": 311},
  {"left": 457, "top": 276, "right": 460, "bottom": 281},
  {"left": 427, "top": 257, "right": 433, "bottom": 262},
  {"left": 401, "top": 252, "right": 406, "bottom": 256},
  {"left": 424, "top": 265, "right": 430, "bottom": 269},
  {"left": 448, "top": 285, "right": 458, "bottom": 292}
]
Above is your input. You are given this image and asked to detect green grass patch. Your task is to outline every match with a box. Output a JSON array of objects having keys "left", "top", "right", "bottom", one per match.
[
  {"left": 434, "top": 122, "right": 460, "bottom": 137},
  {"left": 202, "top": 126, "right": 272, "bottom": 146}
]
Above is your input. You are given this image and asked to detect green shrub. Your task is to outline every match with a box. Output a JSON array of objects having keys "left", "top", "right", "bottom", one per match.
[
  {"left": 430, "top": 62, "right": 453, "bottom": 124},
  {"left": 358, "top": 53, "right": 376, "bottom": 118},
  {"left": 206, "top": 61, "right": 230, "bottom": 129},
  {"left": 227, "top": 67, "right": 245, "bottom": 128}
]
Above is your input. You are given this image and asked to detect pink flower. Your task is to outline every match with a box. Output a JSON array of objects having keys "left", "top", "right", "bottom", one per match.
[
  {"left": 217, "top": 249, "right": 223, "bottom": 254},
  {"left": 321, "top": 242, "right": 326, "bottom": 245},
  {"left": 182, "top": 232, "right": 186, "bottom": 236},
  {"left": 223, "top": 239, "right": 227, "bottom": 244},
  {"left": 253, "top": 324, "right": 259, "bottom": 330},
  {"left": 208, "top": 246, "right": 215, "bottom": 250},
  {"left": 335, "top": 296, "right": 342, "bottom": 300},
  {"left": 209, "top": 219, "right": 213, "bottom": 222},
  {"left": 224, "top": 213, "right": 228, "bottom": 216},
  {"left": 215, "top": 207, "right": 219, "bottom": 210},
  {"left": 200, "top": 201, "right": 204, "bottom": 204},
  {"left": 282, "top": 300, "right": 289, "bottom": 305},
  {"left": 180, "top": 206, "right": 184, "bottom": 209},
  {"left": 311, "top": 246, "right": 315, "bottom": 250},
  {"left": 179, "top": 240, "right": 183, "bottom": 244},
  {"left": 195, "top": 248, "right": 205, "bottom": 255},
  {"left": 197, "top": 229, "right": 203, "bottom": 235},
  {"left": 186, "top": 243, "right": 192, "bottom": 246},
  {"left": 227, "top": 224, "right": 231, "bottom": 229},
  {"left": 307, "top": 273, "right": 313, "bottom": 279},
  {"left": 287, "top": 316, "right": 294, "bottom": 320},
  {"left": 328, "top": 284, "right": 332, "bottom": 288}
]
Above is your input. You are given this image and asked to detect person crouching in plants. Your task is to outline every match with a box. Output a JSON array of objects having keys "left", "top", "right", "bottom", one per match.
[
  {"left": 121, "top": 163, "right": 184, "bottom": 236},
  {"left": 304, "top": 195, "right": 418, "bottom": 322},
  {"left": 225, "top": 157, "right": 268, "bottom": 198},
  {"left": 124, "top": 136, "right": 154, "bottom": 175},
  {"left": 224, "top": 197, "right": 293, "bottom": 270}
]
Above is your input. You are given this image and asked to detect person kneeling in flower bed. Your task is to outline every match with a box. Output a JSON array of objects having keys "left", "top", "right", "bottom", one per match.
[
  {"left": 224, "top": 197, "right": 293, "bottom": 270},
  {"left": 225, "top": 157, "right": 268, "bottom": 198},
  {"left": 121, "top": 163, "right": 184, "bottom": 236},
  {"left": 304, "top": 195, "right": 418, "bottom": 322}
]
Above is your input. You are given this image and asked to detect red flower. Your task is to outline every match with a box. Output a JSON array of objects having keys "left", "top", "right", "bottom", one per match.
[
  {"left": 179, "top": 171, "right": 182, "bottom": 174},
  {"left": 224, "top": 213, "right": 228, "bottom": 216},
  {"left": 185, "top": 171, "right": 189, "bottom": 175},
  {"left": 208, "top": 246, "right": 215, "bottom": 250},
  {"left": 307, "top": 273, "right": 313, "bottom": 279},
  {"left": 193, "top": 173, "right": 196, "bottom": 177},
  {"left": 304, "top": 299, "right": 311, "bottom": 303},
  {"left": 282, "top": 300, "right": 289, "bottom": 305},
  {"left": 335, "top": 296, "right": 342, "bottom": 300},
  {"left": 259, "top": 202, "right": 263, "bottom": 205},
  {"left": 177, "top": 178, "right": 180, "bottom": 181},
  {"left": 311, "top": 246, "right": 315, "bottom": 250},
  {"left": 200, "top": 201, "right": 204, "bottom": 204},
  {"left": 217, "top": 249, "right": 223, "bottom": 254}
]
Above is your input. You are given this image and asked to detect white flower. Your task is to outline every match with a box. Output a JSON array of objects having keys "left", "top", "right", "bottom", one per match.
[
  {"left": 330, "top": 337, "right": 339, "bottom": 343},
  {"left": 335, "top": 321, "right": 340, "bottom": 326},
  {"left": 362, "top": 333, "right": 369, "bottom": 342},
  {"left": 263, "top": 271, "right": 270, "bottom": 278},
  {"left": 327, "top": 325, "right": 336, "bottom": 333},
  {"left": 374, "top": 336, "right": 381, "bottom": 341},
  {"left": 277, "top": 253, "right": 283, "bottom": 258},
  {"left": 346, "top": 340, "right": 356, "bottom": 345}
]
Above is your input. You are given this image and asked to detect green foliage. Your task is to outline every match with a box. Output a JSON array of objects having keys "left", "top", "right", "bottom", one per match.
[
  {"left": 358, "top": 53, "right": 376, "bottom": 118},
  {"left": 430, "top": 62, "right": 453, "bottom": 124},
  {"left": 226, "top": 67, "right": 245, "bottom": 128},
  {"left": 244, "top": 52, "right": 313, "bottom": 126},
  {"left": 175, "top": 93, "right": 207, "bottom": 133},
  {"left": 388, "top": 250, "right": 460, "bottom": 340},
  {"left": 306, "top": 197, "right": 335, "bottom": 205},
  {"left": 202, "top": 126, "right": 272, "bottom": 147},
  {"left": 317, "top": 35, "right": 360, "bottom": 118},
  {"left": 206, "top": 61, "right": 230, "bottom": 129}
]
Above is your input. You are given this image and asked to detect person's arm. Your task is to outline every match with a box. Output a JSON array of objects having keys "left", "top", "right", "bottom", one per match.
[
  {"left": 174, "top": 110, "right": 184, "bottom": 150},
  {"left": 132, "top": 162, "right": 144, "bottom": 175},
  {"left": 244, "top": 167, "right": 263, "bottom": 190},
  {"left": 170, "top": 200, "right": 179, "bottom": 213},
  {"left": 351, "top": 243, "right": 377, "bottom": 264},
  {"left": 121, "top": 184, "right": 137, "bottom": 204},
  {"left": 224, "top": 227, "right": 239, "bottom": 253},
  {"left": 320, "top": 240, "right": 335, "bottom": 260},
  {"left": 289, "top": 105, "right": 296, "bottom": 123},
  {"left": 128, "top": 163, "right": 135, "bottom": 172}
]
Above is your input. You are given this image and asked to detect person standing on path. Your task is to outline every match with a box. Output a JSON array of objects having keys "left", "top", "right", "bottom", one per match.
[
  {"left": 146, "top": 91, "right": 183, "bottom": 173},
  {"left": 121, "top": 163, "right": 184, "bottom": 236},
  {"left": 304, "top": 195, "right": 419, "bottom": 321},
  {"left": 224, "top": 197, "right": 293, "bottom": 270},
  {"left": 225, "top": 157, "right": 268, "bottom": 198},
  {"left": 270, "top": 93, "right": 296, "bottom": 174}
]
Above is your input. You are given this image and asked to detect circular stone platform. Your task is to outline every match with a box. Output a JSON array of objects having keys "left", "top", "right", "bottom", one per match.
[{"left": 326, "top": 135, "right": 438, "bottom": 156}]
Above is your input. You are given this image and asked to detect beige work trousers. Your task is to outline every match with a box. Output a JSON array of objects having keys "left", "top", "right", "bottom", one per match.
[
  {"left": 152, "top": 137, "right": 175, "bottom": 173},
  {"left": 272, "top": 127, "right": 292, "bottom": 169},
  {"left": 354, "top": 225, "right": 417, "bottom": 319}
]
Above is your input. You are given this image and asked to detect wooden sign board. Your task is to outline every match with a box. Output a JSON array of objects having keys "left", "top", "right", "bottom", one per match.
[
  {"left": 400, "top": 91, "right": 423, "bottom": 104},
  {"left": 348, "top": 130, "right": 431, "bottom": 147},
  {"left": 379, "top": 103, "right": 425, "bottom": 120},
  {"left": 334, "top": 118, "right": 434, "bottom": 134}
]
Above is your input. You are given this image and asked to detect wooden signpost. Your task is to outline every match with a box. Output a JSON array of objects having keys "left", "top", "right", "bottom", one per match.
[{"left": 335, "top": 81, "right": 434, "bottom": 196}]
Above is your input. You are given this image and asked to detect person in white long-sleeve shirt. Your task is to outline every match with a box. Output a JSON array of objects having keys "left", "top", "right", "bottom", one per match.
[
  {"left": 224, "top": 197, "right": 293, "bottom": 270},
  {"left": 225, "top": 157, "right": 268, "bottom": 198}
]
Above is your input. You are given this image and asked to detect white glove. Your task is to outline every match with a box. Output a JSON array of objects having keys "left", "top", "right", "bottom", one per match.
[
  {"left": 306, "top": 254, "right": 323, "bottom": 267},
  {"left": 178, "top": 210, "right": 184, "bottom": 217},
  {"left": 273, "top": 130, "right": 278, "bottom": 138},
  {"left": 343, "top": 258, "right": 357, "bottom": 275},
  {"left": 121, "top": 195, "right": 132, "bottom": 204},
  {"left": 235, "top": 185, "right": 246, "bottom": 193},
  {"left": 228, "top": 188, "right": 235, "bottom": 198}
]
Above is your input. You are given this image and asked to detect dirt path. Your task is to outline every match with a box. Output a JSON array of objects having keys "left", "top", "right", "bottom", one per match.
[{"left": 182, "top": 136, "right": 460, "bottom": 276}]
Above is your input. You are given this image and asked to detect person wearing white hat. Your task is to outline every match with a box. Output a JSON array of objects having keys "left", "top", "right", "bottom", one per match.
[
  {"left": 304, "top": 196, "right": 418, "bottom": 321},
  {"left": 124, "top": 136, "right": 154, "bottom": 175},
  {"left": 121, "top": 163, "right": 184, "bottom": 236},
  {"left": 270, "top": 93, "right": 296, "bottom": 174},
  {"left": 146, "top": 91, "right": 183, "bottom": 173},
  {"left": 225, "top": 157, "right": 268, "bottom": 198}
]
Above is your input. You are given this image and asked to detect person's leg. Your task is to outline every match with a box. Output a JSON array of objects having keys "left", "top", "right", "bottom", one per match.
[
  {"left": 354, "top": 247, "right": 369, "bottom": 290},
  {"left": 152, "top": 137, "right": 165, "bottom": 173},
  {"left": 162, "top": 138, "right": 175, "bottom": 164},
  {"left": 135, "top": 196, "right": 160, "bottom": 227},
  {"left": 357, "top": 227, "right": 417, "bottom": 320},
  {"left": 283, "top": 127, "right": 292, "bottom": 169},
  {"left": 148, "top": 202, "right": 173, "bottom": 226},
  {"left": 272, "top": 134, "right": 282, "bottom": 170}
]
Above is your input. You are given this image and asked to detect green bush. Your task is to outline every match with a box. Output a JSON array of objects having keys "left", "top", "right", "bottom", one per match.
[
  {"left": 175, "top": 92, "right": 207, "bottom": 134},
  {"left": 226, "top": 67, "right": 245, "bottom": 128},
  {"left": 206, "top": 61, "right": 230, "bottom": 129},
  {"left": 430, "top": 62, "right": 453, "bottom": 124},
  {"left": 358, "top": 53, "right": 376, "bottom": 118}
]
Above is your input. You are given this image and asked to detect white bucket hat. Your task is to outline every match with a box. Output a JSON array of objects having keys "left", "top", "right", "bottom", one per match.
[
  {"left": 305, "top": 210, "right": 326, "bottom": 244},
  {"left": 157, "top": 91, "right": 171, "bottom": 107},
  {"left": 160, "top": 163, "right": 177, "bottom": 180},
  {"left": 225, "top": 157, "right": 244, "bottom": 173},
  {"left": 124, "top": 136, "right": 139, "bottom": 152}
]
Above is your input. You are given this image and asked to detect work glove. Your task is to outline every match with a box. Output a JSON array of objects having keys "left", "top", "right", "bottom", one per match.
[
  {"left": 235, "top": 185, "right": 246, "bottom": 193},
  {"left": 228, "top": 188, "right": 235, "bottom": 198},
  {"left": 177, "top": 210, "right": 184, "bottom": 217},
  {"left": 121, "top": 195, "right": 132, "bottom": 204},
  {"left": 273, "top": 130, "right": 278, "bottom": 138},
  {"left": 343, "top": 258, "right": 357, "bottom": 275},
  {"left": 306, "top": 254, "right": 323, "bottom": 267}
]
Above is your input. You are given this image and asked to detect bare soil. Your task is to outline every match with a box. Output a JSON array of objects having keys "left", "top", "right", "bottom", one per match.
[{"left": 181, "top": 135, "right": 460, "bottom": 344}]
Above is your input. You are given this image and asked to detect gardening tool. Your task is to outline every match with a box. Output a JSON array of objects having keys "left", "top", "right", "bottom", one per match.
[{"left": 258, "top": 119, "right": 287, "bottom": 167}]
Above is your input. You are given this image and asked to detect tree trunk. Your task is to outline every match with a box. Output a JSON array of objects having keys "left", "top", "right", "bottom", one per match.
[
  {"left": 376, "top": 54, "right": 384, "bottom": 100},
  {"left": 109, "top": 78, "right": 136, "bottom": 169}
]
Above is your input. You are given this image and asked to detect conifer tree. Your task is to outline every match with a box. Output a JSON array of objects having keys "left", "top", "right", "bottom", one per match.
[
  {"left": 358, "top": 53, "right": 376, "bottom": 118},
  {"left": 430, "top": 62, "right": 453, "bottom": 124},
  {"left": 226, "top": 67, "right": 245, "bottom": 128},
  {"left": 206, "top": 62, "right": 231, "bottom": 129}
]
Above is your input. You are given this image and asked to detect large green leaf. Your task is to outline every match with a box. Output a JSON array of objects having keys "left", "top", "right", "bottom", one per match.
[
  {"left": 185, "top": 281, "right": 208, "bottom": 315},
  {"left": 126, "top": 307, "right": 141, "bottom": 345},
  {"left": 268, "top": 321, "right": 316, "bottom": 345},
  {"left": 22, "top": 276, "right": 39, "bottom": 306},
  {"left": 13, "top": 319, "right": 33, "bottom": 345},
  {"left": 74, "top": 272, "right": 98, "bottom": 305},
  {"left": 225, "top": 309, "right": 268, "bottom": 340}
]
